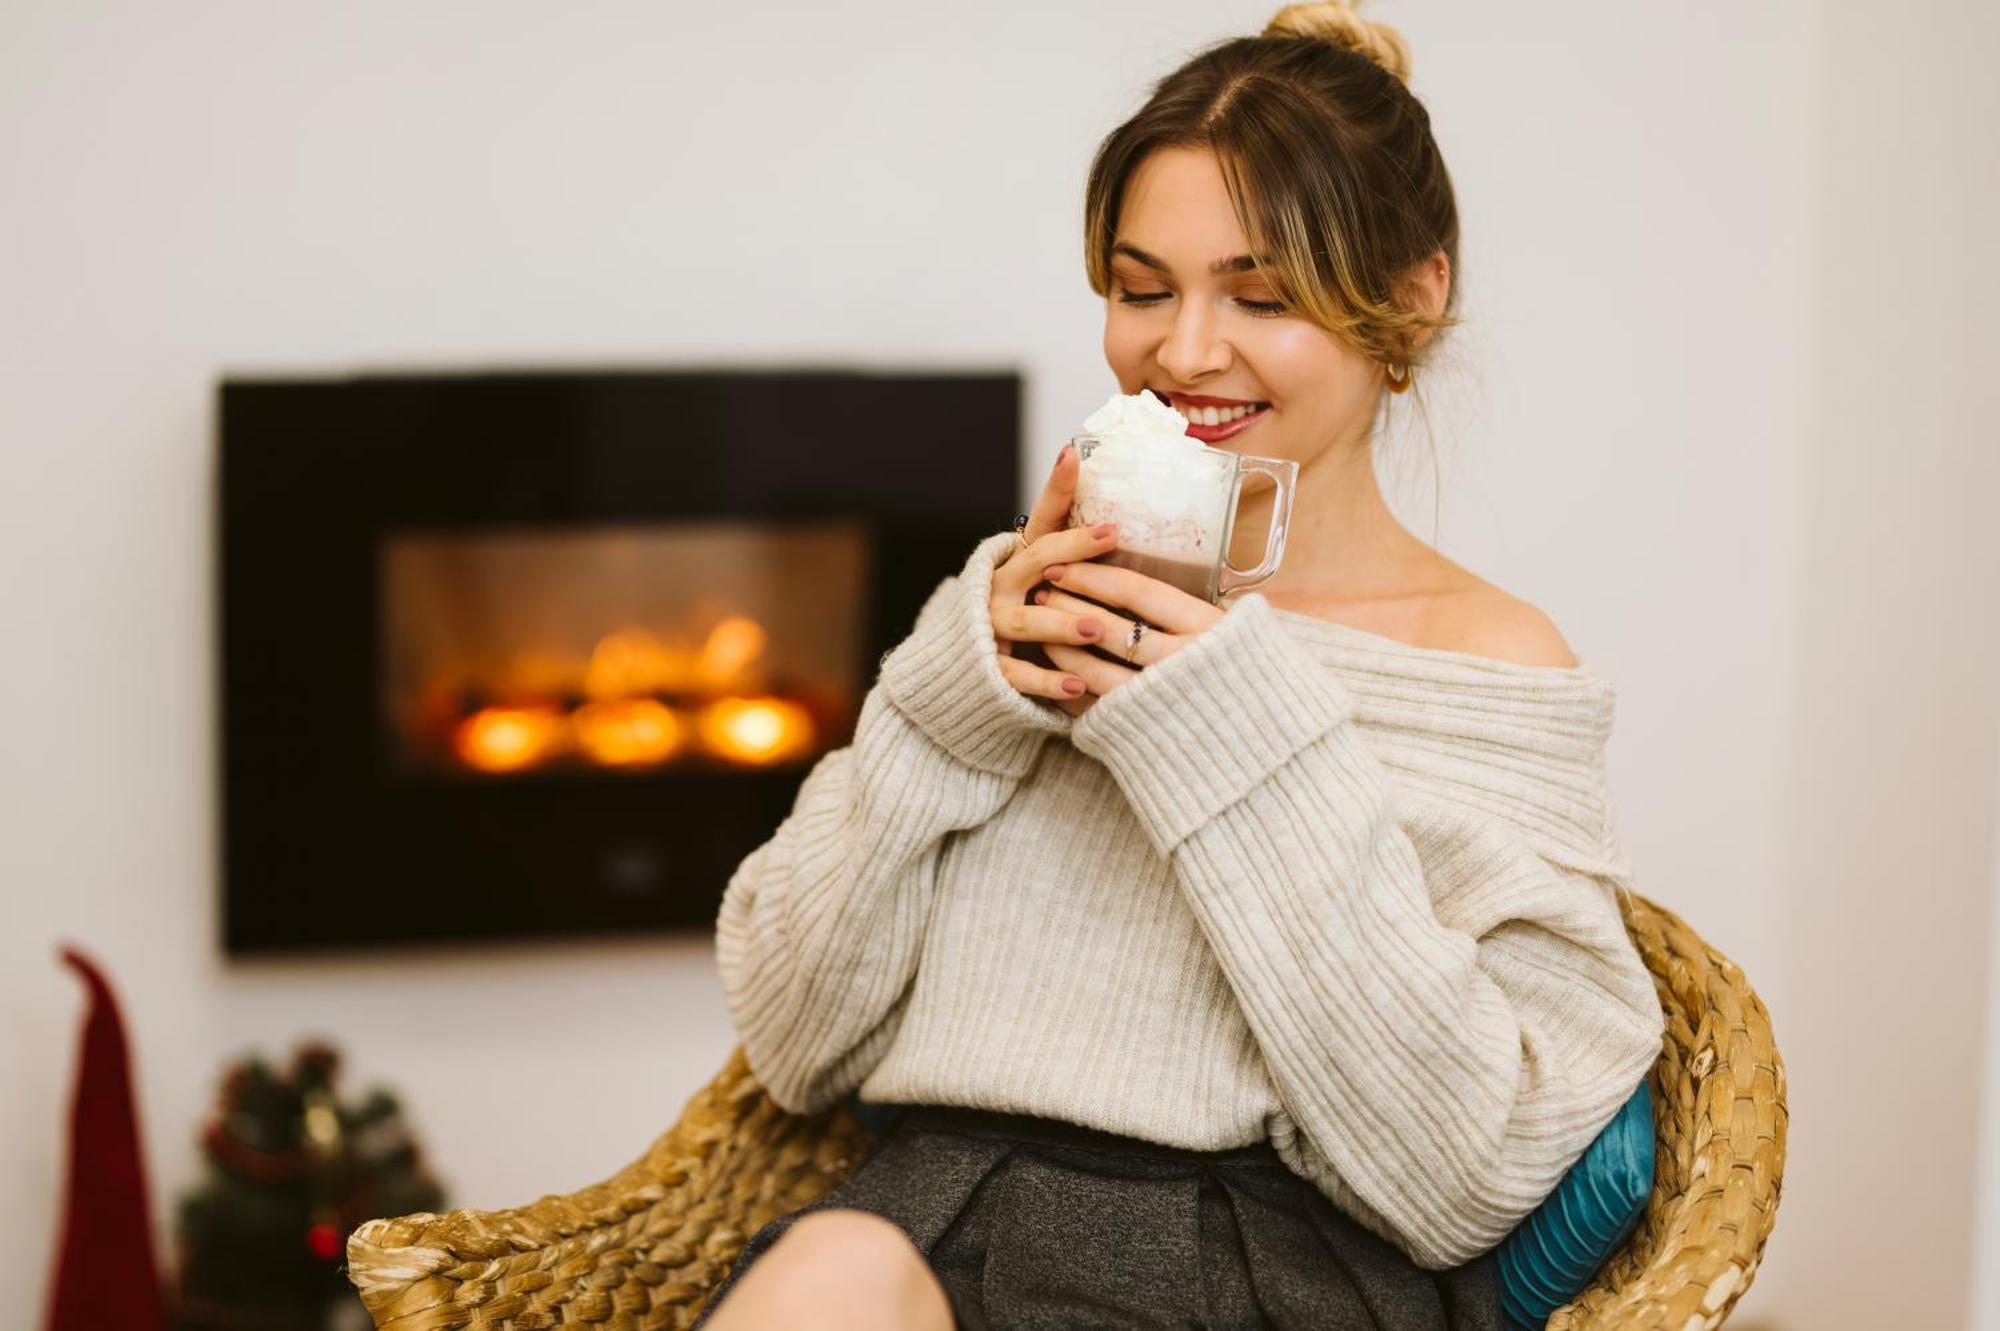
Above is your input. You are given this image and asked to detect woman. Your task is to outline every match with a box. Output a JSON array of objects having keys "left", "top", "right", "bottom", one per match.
[{"left": 694, "top": 4, "right": 1663, "bottom": 1328}]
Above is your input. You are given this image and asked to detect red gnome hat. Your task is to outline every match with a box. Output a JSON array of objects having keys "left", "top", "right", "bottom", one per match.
[{"left": 42, "top": 944, "right": 170, "bottom": 1331}]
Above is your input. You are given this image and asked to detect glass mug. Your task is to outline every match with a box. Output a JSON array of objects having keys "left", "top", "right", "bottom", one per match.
[{"left": 1064, "top": 434, "right": 1299, "bottom": 604}]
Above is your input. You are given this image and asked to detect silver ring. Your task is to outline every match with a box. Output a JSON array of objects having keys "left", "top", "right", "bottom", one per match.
[{"left": 1125, "top": 619, "right": 1148, "bottom": 661}]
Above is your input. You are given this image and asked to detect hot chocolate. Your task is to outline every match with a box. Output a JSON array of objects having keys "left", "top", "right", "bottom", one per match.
[{"left": 1067, "top": 392, "right": 1235, "bottom": 601}]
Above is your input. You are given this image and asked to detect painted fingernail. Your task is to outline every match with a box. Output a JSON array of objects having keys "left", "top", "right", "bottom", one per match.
[
  {"left": 1033, "top": 588, "right": 1049, "bottom": 604},
  {"left": 1045, "top": 564, "right": 1067, "bottom": 580},
  {"left": 1058, "top": 443, "right": 1075, "bottom": 466},
  {"left": 1061, "top": 677, "right": 1086, "bottom": 696},
  {"left": 1078, "top": 619, "right": 1103, "bottom": 640},
  {"left": 1091, "top": 523, "right": 1116, "bottom": 540}
]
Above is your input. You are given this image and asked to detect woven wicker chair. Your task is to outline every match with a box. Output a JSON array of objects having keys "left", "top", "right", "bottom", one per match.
[{"left": 344, "top": 889, "right": 1786, "bottom": 1330}]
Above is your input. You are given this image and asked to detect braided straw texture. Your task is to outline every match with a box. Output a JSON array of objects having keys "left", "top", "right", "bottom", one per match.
[
  {"left": 344, "top": 889, "right": 1785, "bottom": 1330},
  {"left": 344, "top": 1047, "right": 873, "bottom": 1329},
  {"left": 1547, "top": 890, "right": 1788, "bottom": 1331}
]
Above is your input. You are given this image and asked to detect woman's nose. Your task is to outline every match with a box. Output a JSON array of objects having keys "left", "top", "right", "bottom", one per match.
[{"left": 1155, "top": 301, "right": 1231, "bottom": 383}]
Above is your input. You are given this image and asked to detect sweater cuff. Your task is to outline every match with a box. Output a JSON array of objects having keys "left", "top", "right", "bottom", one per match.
[
  {"left": 877, "top": 530, "right": 1074, "bottom": 778},
  {"left": 1068, "top": 592, "right": 1355, "bottom": 852}
]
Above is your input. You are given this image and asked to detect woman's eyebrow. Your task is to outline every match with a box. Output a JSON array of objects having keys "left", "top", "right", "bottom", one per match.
[{"left": 1112, "top": 241, "right": 1268, "bottom": 275}]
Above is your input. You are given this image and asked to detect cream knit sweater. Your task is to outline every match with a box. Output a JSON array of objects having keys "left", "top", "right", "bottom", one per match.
[{"left": 714, "top": 530, "right": 1665, "bottom": 1271}]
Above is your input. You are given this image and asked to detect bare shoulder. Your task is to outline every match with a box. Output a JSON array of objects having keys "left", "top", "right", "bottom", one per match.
[
  {"left": 1270, "top": 545, "right": 1584, "bottom": 668},
  {"left": 1424, "top": 581, "right": 1581, "bottom": 669}
]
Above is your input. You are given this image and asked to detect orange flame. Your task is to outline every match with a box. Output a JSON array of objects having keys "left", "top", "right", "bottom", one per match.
[
  {"left": 438, "top": 614, "right": 815, "bottom": 774},
  {"left": 584, "top": 629, "right": 696, "bottom": 701},
  {"left": 696, "top": 696, "right": 817, "bottom": 766},
  {"left": 572, "top": 698, "right": 685, "bottom": 767},
  {"left": 455, "top": 706, "right": 566, "bottom": 773},
  {"left": 695, "top": 616, "right": 767, "bottom": 691}
]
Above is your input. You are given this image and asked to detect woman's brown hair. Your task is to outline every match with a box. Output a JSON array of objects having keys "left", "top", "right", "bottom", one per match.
[{"left": 1082, "top": 1, "right": 1461, "bottom": 403}]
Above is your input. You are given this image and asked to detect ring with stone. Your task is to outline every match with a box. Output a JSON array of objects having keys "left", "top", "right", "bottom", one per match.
[{"left": 1125, "top": 619, "right": 1148, "bottom": 661}]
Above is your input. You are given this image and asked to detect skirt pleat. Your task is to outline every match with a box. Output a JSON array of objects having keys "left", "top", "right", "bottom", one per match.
[{"left": 690, "top": 1103, "right": 1504, "bottom": 1331}]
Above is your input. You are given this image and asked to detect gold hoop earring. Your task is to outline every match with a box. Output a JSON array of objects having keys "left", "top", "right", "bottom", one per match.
[{"left": 1384, "top": 362, "right": 1414, "bottom": 394}]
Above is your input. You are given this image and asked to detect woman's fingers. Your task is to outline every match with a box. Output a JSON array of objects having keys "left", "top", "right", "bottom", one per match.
[
  {"left": 991, "top": 562, "right": 1112, "bottom": 704},
  {"left": 1018, "top": 442, "right": 1080, "bottom": 545},
  {"left": 986, "top": 449, "right": 1115, "bottom": 707},
  {"left": 995, "top": 520, "right": 1117, "bottom": 598},
  {"left": 1035, "top": 587, "right": 1139, "bottom": 663},
  {"left": 1038, "top": 556, "right": 1216, "bottom": 637},
  {"left": 996, "top": 651, "right": 1087, "bottom": 701},
  {"left": 997, "top": 601, "right": 1108, "bottom": 648},
  {"left": 1047, "top": 640, "right": 1137, "bottom": 694}
]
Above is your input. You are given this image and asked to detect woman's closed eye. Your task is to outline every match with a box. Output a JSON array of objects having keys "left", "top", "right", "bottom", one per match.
[{"left": 1113, "top": 287, "right": 1288, "bottom": 317}]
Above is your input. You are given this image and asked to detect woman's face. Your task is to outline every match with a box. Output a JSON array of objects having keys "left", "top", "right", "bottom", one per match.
[{"left": 1102, "top": 146, "right": 1382, "bottom": 463}]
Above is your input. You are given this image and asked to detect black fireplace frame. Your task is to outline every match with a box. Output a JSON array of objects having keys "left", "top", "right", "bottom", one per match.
[{"left": 218, "top": 367, "right": 1019, "bottom": 956}]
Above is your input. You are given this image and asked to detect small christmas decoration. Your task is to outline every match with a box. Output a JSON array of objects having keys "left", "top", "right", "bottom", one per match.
[
  {"left": 172, "top": 1038, "right": 446, "bottom": 1331},
  {"left": 44, "top": 944, "right": 172, "bottom": 1331}
]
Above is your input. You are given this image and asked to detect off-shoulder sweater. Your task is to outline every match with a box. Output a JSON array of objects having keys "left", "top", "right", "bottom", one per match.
[{"left": 713, "top": 530, "right": 1665, "bottom": 1271}]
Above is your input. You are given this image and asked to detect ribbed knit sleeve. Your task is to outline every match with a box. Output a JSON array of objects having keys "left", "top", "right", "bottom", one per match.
[
  {"left": 876, "top": 531, "right": 1075, "bottom": 775},
  {"left": 714, "top": 531, "right": 1071, "bottom": 1114},
  {"left": 1067, "top": 592, "right": 1664, "bottom": 1270}
]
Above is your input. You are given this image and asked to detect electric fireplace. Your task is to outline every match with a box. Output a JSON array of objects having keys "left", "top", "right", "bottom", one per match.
[{"left": 219, "top": 369, "right": 1019, "bottom": 955}]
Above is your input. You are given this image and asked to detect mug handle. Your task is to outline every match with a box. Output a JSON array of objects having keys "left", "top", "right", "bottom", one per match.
[{"left": 1217, "top": 455, "right": 1299, "bottom": 597}]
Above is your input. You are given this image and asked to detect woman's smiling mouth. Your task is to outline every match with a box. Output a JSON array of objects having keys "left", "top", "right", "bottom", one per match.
[{"left": 1154, "top": 390, "right": 1272, "bottom": 442}]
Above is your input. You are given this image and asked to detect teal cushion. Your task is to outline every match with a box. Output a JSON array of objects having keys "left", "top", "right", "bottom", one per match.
[{"left": 1496, "top": 1078, "right": 1655, "bottom": 1330}]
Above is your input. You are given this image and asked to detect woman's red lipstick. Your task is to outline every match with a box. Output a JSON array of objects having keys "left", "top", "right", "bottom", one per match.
[{"left": 1161, "top": 392, "right": 1272, "bottom": 444}]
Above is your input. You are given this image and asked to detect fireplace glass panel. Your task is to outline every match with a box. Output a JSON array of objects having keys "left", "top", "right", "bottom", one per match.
[
  {"left": 222, "top": 367, "right": 1016, "bottom": 953},
  {"left": 380, "top": 519, "right": 869, "bottom": 780}
]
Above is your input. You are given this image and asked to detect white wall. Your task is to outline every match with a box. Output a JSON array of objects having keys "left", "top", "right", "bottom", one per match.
[
  {"left": 1759, "top": 2, "right": 2000, "bottom": 1326},
  {"left": 3, "top": 3, "right": 1990, "bottom": 1327},
  {"left": 1977, "top": 749, "right": 2000, "bottom": 1329}
]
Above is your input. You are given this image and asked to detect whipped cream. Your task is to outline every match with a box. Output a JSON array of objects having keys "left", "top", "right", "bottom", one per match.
[
  {"left": 1080, "top": 389, "right": 1200, "bottom": 448},
  {"left": 1070, "top": 391, "right": 1231, "bottom": 557}
]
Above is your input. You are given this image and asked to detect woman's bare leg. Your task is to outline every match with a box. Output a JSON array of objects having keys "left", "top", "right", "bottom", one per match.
[{"left": 699, "top": 1208, "right": 956, "bottom": 1331}]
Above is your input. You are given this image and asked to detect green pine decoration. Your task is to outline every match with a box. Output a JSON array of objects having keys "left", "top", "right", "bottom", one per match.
[{"left": 172, "top": 1038, "right": 446, "bottom": 1331}]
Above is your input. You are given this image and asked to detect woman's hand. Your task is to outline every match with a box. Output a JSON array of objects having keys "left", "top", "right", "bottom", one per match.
[
  {"left": 1036, "top": 559, "right": 1227, "bottom": 716},
  {"left": 991, "top": 444, "right": 1123, "bottom": 707},
  {"left": 991, "top": 442, "right": 1230, "bottom": 715}
]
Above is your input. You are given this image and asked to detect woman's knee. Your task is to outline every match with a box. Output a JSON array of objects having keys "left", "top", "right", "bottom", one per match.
[
  {"left": 775, "top": 1209, "right": 928, "bottom": 1284},
  {"left": 733, "top": 1208, "right": 951, "bottom": 1327}
]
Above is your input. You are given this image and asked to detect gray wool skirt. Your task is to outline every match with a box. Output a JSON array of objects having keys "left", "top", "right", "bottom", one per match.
[{"left": 690, "top": 1103, "right": 1505, "bottom": 1330}]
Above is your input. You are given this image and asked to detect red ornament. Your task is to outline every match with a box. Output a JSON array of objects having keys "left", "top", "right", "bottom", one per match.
[{"left": 306, "top": 1221, "right": 342, "bottom": 1261}]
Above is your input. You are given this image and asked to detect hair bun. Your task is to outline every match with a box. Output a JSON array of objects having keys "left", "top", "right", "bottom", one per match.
[{"left": 1263, "top": 2, "right": 1413, "bottom": 82}]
